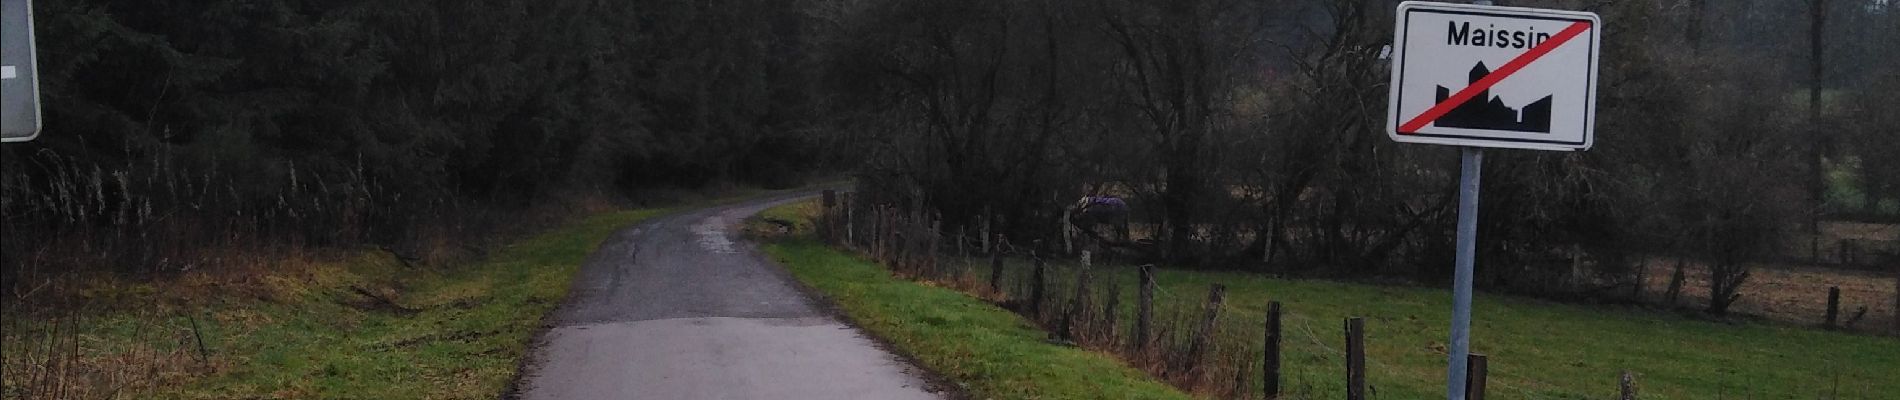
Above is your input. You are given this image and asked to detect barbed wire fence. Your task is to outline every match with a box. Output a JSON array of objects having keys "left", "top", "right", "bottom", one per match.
[{"left": 809, "top": 192, "right": 1875, "bottom": 399}]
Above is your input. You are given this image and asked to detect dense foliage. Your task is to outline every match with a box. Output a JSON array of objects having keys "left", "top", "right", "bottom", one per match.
[
  {"left": 824, "top": 0, "right": 1900, "bottom": 312},
  {"left": 1, "top": 0, "right": 825, "bottom": 288},
  {"left": 3, "top": 0, "right": 1896, "bottom": 314}
]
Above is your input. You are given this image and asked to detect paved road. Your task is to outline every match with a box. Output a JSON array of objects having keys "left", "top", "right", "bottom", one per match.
[{"left": 515, "top": 192, "right": 942, "bottom": 399}]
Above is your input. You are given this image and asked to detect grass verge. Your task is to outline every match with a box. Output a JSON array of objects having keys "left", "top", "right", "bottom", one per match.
[
  {"left": 759, "top": 200, "right": 1900, "bottom": 400},
  {"left": 2, "top": 208, "right": 671, "bottom": 399},
  {"left": 755, "top": 205, "right": 1192, "bottom": 399}
]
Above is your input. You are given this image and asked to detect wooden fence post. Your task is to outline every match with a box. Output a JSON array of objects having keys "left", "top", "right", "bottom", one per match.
[
  {"left": 899, "top": 209, "right": 915, "bottom": 273},
  {"left": 883, "top": 207, "right": 894, "bottom": 259},
  {"left": 958, "top": 226, "right": 967, "bottom": 263},
  {"left": 874, "top": 207, "right": 886, "bottom": 261},
  {"left": 981, "top": 207, "right": 992, "bottom": 253},
  {"left": 928, "top": 218, "right": 943, "bottom": 278},
  {"left": 1630, "top": 259, "right": 1648, "bottom": 301},
  {"left": 1030, "top": 242, "right": 1047, "bottom": 317},
  {"left": 1183, "top": 284, "right": 1227, "bottom": 375},
  {"left": 893, "top": 210, "right": 907, "bottom": 271},
  {"left": 1664, "top": 260, "right": 1686, "bottom": 306},
  {"left": 1135, "top": 264, "right": 1156, "bottom": 351},
  {"left": 913, "top": 209, "right": 929, "bottom": 274},
  {"left": 1101, "top": 271, "right": 1120, "bottom": 344},
  {"left": 1063, "top": 256, "right": 1094, "bottom": 340},
  {"left": 1825, "top": 286, "right": 1841, "bottom": 329},
  {"left": 1062, "top": 211, "right": 1074, "bottom": 255},
  {"left": 821, "top": 191, "right": 835, "bottom": 242},
  {"left": 1345, "top": 317, "right": 1366, "bottom": 400},
  {"left": 898, "top": 210, "right": 911, "bottom": 271},
  {"left": 989, "top": 234, "right": 1005, "bottom": 293},
  {"left": 1467, "top": 353, "right": 1488, "bottom": 400},
  {"left": 844, "top": 195, "right": 855, "bottom": 248},
  {"left": 1619, "top": 370, "right": 1637, "bottom": 400},
  {"left": 1264, "top": 301, "right": 1283, "bottom": 399}
]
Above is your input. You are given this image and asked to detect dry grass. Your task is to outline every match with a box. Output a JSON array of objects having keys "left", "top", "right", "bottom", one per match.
[
  {"left": 1639, "top": 258, "right": 1899, "bottom": 332},
  {"left": 1, "top": 204, "right": 678, "bottom": 399},
  {"left": 0, "top": 251, "right": 352, "bottom": 399}
]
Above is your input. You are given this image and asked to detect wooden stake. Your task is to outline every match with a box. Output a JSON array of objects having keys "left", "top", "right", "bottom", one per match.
[
  {"left": 1063, "top": 258, "right": 1093, "bottom": 340},
  {"left": 1135, "top": 264, "right": 1156, "bottom": 351},
  {"left": 1467, "top": 353, "right": 1488, "bottom": 400},
  {"left": 1825, "top": 286, "right": 1841, "bottom": 329},
  {"left": 989, "top": 234, "right": 1005, "bottom": 294},
  {"left": 981, "top": 207, "right": 992, "bottom": 253},
  {"left": 1101, "top": 271, "right": 1120, "bottom": 344},
  {"left": 844, "top": 195, "right": 854, "bottom": 248},
  {"left": 1345, "top": 317, "right": 1366, "bottom": 400},
  {"left": 1264, "top": 301, "right": 1283, "bottom": 399},
  {"left": 1030, "top": 242, "right": 1046, "bottom": 318},
  {"left": 1184, "top": 284, "right": 1227, "bottom": 375}
]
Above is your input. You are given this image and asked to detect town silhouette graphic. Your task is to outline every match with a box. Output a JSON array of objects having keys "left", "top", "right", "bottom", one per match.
[{"left": 1434, "top": 62, "right": 1553, "bottom": 133}]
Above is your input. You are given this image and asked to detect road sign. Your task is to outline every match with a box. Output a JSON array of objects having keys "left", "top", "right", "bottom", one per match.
[
  {"left": 3, "top": 0, "right": 42, "bottom": 142},
  {"left": 1386, "top": 1, "right": 1600, "bottom": 151}
]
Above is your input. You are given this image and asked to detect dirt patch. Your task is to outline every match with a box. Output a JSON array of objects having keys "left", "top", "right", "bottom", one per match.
[
  {"left": 340, "top": 284, "right": 421, "bottom": 315},
  {"left": 1639, "top": 259, "right": 1899, "bottom": 333}
]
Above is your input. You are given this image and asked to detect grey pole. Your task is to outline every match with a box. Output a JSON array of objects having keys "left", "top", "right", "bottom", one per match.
[
  {"left": 1451, "top": 7, "right": 1493, "bottom": 400},
  {"left": 1448, "top": 147, "right": 1483, "bottom": 400},
  {"left": 1450, "top": 2, "right": 1498, "bottom": 399}
]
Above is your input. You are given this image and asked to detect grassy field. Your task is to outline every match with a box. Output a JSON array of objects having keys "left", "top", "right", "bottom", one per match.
[
  {"left": 761, "top": 239, "right": 1194, "bottom": 400},
  {"left": 760, "top": 201, "right": 1900, "bottom": 400},
  {"left": 1826, "top": 156, "right": 1900, "bottom": 215},
  {"left": 755, "top": 201, "right": 1191, "bottom": 399},
  {"left": 2, "top": 207, "right": 671, "bottom": 398},
  {"left": 1108, "top": 268, "right": 1899, "bottom": 399}
]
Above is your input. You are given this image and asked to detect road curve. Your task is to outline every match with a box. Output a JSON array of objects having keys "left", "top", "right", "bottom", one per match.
[{"left": 514, "top": 192, "right": 942, "bottom": 399}]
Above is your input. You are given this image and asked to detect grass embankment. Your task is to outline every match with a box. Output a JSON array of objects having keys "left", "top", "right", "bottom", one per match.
[
  {"left": 2, "top": 208, "right": 669, "bottom": 398},
  {"left": 756, "top": 204, "right": 1192, "bottom": 399},
  {"left": 758, "top": 201, "right": 1900, "bottom": 400},
  {"left": 1110, "top": 269, "right": 1899, "bottom": 399}
]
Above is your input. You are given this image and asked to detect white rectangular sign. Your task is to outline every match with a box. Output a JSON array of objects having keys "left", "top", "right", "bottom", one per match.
[
  {"left": 3, "top": 0, "right": 43, "bottom": 142},
  {"left": 1386, "top": 2, "right": 1600, "bottom": 151}
]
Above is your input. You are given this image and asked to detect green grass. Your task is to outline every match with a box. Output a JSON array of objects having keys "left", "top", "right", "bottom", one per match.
[
  {"left": 760, "top": 201, "right": 1900, "bottom": 400},
  {"left": 4, "top": 185, "right": 832, "bottom": 398},
  {"left": 1120, "top": 269, "right": 1899, "bottom": 400},
  {"left": 2, "top": 208, "right": 672, "bottom": 399},
  {"left": 181, "top": 208, "right": 670, "bottom": 398},
  {"left": 1825, "top": 156, "right": 1900, "bottom": 215},
  {"left": 761, "top": 239, "right": 1194, "bottom": 400}
]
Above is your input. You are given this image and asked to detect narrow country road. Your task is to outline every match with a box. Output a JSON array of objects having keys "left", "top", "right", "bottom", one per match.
[{"left": 514, "top": 191, "right": 943, "bottom": 399}]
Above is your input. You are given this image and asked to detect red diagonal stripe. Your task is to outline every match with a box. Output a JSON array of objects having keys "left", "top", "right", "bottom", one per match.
[{"left": 1398, "top": 20, "right": 1592, "bottom": 134}]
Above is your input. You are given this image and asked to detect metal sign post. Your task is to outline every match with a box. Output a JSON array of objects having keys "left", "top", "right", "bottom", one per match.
[
  {"left": 1385, "top": 1, "right": 1600, "bottom": 399},
  {"left": 1451, "top": 6, "right": 1489, "bottom": 400},
  {"left": 1448, "top": 146, "right": 1482, "bottom": 400},
  {"left": 2, "top": 0, "right": 43, "bottom": 142}
]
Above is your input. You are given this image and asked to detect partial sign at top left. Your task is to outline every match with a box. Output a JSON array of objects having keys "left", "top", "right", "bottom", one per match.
[{"left": 3, "top": 0, "right": 42, "bottom": 142}]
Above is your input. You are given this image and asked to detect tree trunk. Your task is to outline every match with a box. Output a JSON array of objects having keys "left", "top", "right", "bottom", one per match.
[
  {"left": 1808, "top": 0, "right": 1829, "bottom": 262},
  {"left": 1706, "top": 261, "right": 1749, "bottom": 315}
]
